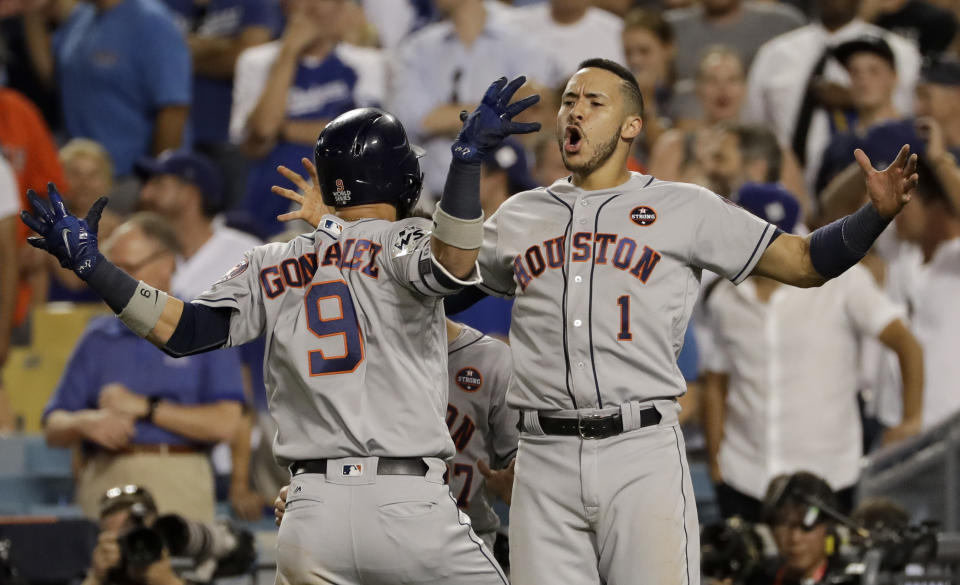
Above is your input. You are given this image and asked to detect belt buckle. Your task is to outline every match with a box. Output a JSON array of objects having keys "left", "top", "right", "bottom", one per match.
[{"left": 577, "top": 412, "right": 607, "bottom": 440}]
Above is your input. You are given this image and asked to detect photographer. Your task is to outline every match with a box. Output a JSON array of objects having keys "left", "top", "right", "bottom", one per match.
[
  {"left": 766, "top": 472, "right": 845, "bottom": 585},
  {"left": 83, "top": 485, "right": 183, "bottom": 585}
]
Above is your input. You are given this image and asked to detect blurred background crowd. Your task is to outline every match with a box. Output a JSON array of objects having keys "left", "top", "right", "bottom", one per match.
[{"left": 1, "top": 0, "right": 960, "bottom": 583}]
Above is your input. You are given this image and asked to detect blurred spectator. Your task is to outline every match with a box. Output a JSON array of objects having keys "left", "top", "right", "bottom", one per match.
[
  {"left": 0, "top": 0, "right": 75, "bottom": 133},
  {"left": 532, "top": 133, "right": 570, "bottom": 186},
  {"left": 744, "top": 0, "right": 921, "bottom": 193},
  {"left": 230, "top": 0, "right": 383, "bottom": 236},
  {"left": 622, "top": 8, "right": 675, "bottom": 166},
  {"left": 359, "top": 0, "right": 437, "bottom": 49},
  {"left": 702, "top": 183, "right": 922, "bottom": 522},
  {"left": 666, "top": 0, "right": 805, "bottom": 104},
  {"left": 135, "top": 149, "right": 264, "bottom": 519},
  {"left": 82, "top": 485, "right": 185, "bottom": 585},
  {"left": 915, "top": 56, "right": 960, "bottom": 159},
  {"left": 135, "top": 150, "right": 260, "bottom": 298},
  {"left": 508, "top": 0, "right": 626, "bottom": 84},
  {"left": 23, "top": 0, "right": 192, "bottom": 215},
  {"left": 160, "top": 0, "right": 273, "bottom": 210},
  {"left": 888, "top": 157, "right": 960, "bottom": 429},
  {"left": 649, "top": 46, "right": 746, "bottom": 182},
  {"left": 389, "top": 0, "right": 556, "bottom": 205},
  {"left": 44, "top": 139, "right": 122, "bottom": 303},
  {"left": 851, "top": 497, "right": 910, "bottom": 535},
  {"left": 701, "top": 123, "right": 785, "bottom": 200},
  {"left": 0, "top": 85, "right": 66, "bottom": 330},
  {"left": 816, "top": 36, "right": 925, "bottom": 193},
  {"left": 42, "top": 213, "right": 244, "bottom": 521},
  {"left": 862, "top": 0, "right": 958, "bottom": 57},
  {"left": 765, "top": 471, "right": 844, "bottom": 584},
  {"left": 0, "top": 156, "right": 18, "bottom": 385}
]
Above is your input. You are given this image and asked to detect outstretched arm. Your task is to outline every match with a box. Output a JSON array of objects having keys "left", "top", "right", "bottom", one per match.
[
  {"left": 19, "top": 184, "right": 227, "bottom": 355},
  {"left": 752, "top": 145, "right": 918, "bottom": 287}
]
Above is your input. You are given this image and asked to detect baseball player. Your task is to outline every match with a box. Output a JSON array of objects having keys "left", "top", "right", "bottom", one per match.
[
  {"left": 274, "top": 319, "right": 519, "bottom": 550},
  {"left": 20, "top": 76, "right": 540, "bottom": 584},
  {"left": 447, "top": 58, "right": 914, "bottom": 585}
]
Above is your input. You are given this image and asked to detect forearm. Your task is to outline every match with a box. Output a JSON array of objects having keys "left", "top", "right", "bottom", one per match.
[
  {"left": 153, "top": 106, "right": 189, "bottom": 155},
  {"left": 929, "top": 153, "right": 960, "bottom": 215},
  {"left": 190, "top": 28, "right": 271, "bottom": 79},
  {"left": 245, "top": 49, "right": 299, "bottom": 147},
  {"left": 153, "top": 400, "right": 242, "bottom": 443},
  {"left": 22, "top": 12, "right": 55, "bottom": 87},
  {"left": 44, "top": 410, "right": 93, "bottom": 447},
  {"left": 819, "top": 162, "right": 867, "bottom": 224},
  {"left": 421, "top": 103, "right": 476, "bottom": 137},
  {"left": 281, "top": 119, "right": 330, "bottom": 146},
  {"left": 229, "top": 409, "right": 255, "bottom": 491},
  {"left": 880, "top": 321, "right": 925, "bottom": 422},
  {"left": 432, "top": 158, "right": 483, "bottom": 279},
  {"left": 702, "top": 372, "right": 727, "bottom": 464}
]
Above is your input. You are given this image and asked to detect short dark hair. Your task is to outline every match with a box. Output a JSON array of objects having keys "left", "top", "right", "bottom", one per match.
[
  {"left": 720, "top": 122, "right": 783, "bottom": 183},
  {"left": 577, "top": 57, "right": 645, "bottom": 118},
  {"left": 914, "top": 156, "right": 956, "bottom": 214},
  {"left": 623, "top": 8, "right": 674, "bottom": 45},
  {"left": 125, "top": 212, "right": 183, "bottom": 256}
]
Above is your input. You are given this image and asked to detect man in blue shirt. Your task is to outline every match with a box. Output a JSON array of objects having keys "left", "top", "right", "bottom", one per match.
[
  {"left": 46, "top": 0, "right": 191, "bottom": 214},
  {"left": 229, "top": 0, "right": 384, "bottom": 236},
  {"left": 43, "top": 213, "right": 244, "bottom": 522},
  {"left": 160, "top": 0, "right": 273, "bottom": 209}
]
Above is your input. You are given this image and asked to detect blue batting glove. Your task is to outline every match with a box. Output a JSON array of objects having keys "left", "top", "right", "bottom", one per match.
[
  {"left": 20, "top": 183, "right": 107, "bottom": 279},
  {"left": 452, "top": 76, "right": 541, "bottom": 164}
]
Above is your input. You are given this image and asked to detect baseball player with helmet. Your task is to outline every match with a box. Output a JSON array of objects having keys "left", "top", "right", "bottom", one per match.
[
  {"left": 20, "top": 76, "right": 540, "bottom": 584},
  {"left": 439, "top": 58, "right": 917, "bottom": 585}
]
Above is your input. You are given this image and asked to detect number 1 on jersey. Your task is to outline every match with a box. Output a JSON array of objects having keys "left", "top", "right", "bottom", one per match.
[
  {"left": 617, "top": 295, "right": 632, "bottom": 341},
  {"left": 304, "top": 280, "right": 365, "bottom": 375}
]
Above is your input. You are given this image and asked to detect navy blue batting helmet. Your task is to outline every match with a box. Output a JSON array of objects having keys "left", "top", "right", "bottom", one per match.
[{"left": 314, "top": 108, "right": 424, "bottom": 219}]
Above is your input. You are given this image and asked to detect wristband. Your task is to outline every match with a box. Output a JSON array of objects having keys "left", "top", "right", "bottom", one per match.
[
  {"left": 144, "top": 396, "right": 161, "bottom": 423},
  {"left": 118, "top": 281, "right": 169, "bottom": 338},
  {"left": 809, "top": 202, "right": 891, "bottom": 279},
  {"left": 432, "top": 205, "right": 484, "bottom": 250}
]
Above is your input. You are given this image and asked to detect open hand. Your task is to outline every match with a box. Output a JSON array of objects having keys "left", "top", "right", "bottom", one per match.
[
  {"left": 452, "top": 76, "right": 541, "bottom": 163},
  {"left": 855, "top": 145, "right": 918, "bottom": 219},
  {"left": 271, "top": 157, "right": 331, "bottom": 229},
  {"left": 477, "top": 458, "right": 515, "bottom": 506},
  {"left": 20, "top": 183, "right": 107, "bottom": 279}
]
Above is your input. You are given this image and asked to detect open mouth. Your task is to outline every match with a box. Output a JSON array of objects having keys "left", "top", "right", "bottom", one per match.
[{"left": 564, "top": 125, "right": 583, "bottom": 154}]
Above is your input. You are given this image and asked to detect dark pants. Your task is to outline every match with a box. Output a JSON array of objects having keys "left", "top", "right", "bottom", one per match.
[{"left": 716, "top": 482, "right": 856, "bottom": 522}]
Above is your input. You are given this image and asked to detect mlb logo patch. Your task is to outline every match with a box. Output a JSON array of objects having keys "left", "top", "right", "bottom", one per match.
[{"left": 342, "top": 464, "right": 363, "bottom": 477}]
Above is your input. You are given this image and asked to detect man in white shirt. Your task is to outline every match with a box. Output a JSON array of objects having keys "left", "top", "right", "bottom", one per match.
[
  {"left": 702, "top": 185, "right": 923, "bottom": 520},
  {"left": 888, "top": 156, "right": 960, "bottom": 430},
  {"left": 389, "top": 0, "right": 558, "bottom": 203},
  {"left": 509, "top": 0, "right": 626, "bottom": 84},
  {"left": 744, "top": 0, "right": 921, "bottom": 192}
]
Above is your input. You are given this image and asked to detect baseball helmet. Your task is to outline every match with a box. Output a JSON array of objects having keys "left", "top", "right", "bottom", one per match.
[{"left": 314, "top": 108, "right": 424, "bottom": 219}]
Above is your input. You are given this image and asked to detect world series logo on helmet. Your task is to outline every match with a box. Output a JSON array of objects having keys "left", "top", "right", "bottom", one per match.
[{"left": 333, "top": 178, "right": 352, "bottom": 205}]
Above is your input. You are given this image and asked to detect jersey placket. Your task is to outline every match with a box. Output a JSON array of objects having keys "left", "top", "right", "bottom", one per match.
[{"left": 566, "top": 194, "right": 599, "bottom": 409}]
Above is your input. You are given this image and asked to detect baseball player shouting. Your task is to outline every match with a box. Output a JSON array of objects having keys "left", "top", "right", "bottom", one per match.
[
  {"left": 442, "top": 58, "right": 916, "bottom": 585},
  {"left": 20, "top": 76, "right": 540, "bottom": 584}
]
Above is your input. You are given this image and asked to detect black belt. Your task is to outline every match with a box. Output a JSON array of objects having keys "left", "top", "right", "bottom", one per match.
[
  {"left": 520, "top": 408, "right": 661, "bottom": 439},
  {"left": 289, "top": 457, "right": 429, "bottom": 477}
]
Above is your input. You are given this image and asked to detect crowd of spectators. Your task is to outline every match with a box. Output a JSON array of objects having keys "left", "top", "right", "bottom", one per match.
[{"left": 0, "top": 0, "right": 959, "bottom": 567}]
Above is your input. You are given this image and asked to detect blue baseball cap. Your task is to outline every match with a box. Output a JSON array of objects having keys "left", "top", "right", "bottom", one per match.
[
  {"left": 732, "top": 182, "right": 801, "bottom": 233},
  {"left": 134, "top": 150, "right": 223, "bottom": 209},
  {"left": 482, "top": 139, "right": 539, "bottom": 193}
]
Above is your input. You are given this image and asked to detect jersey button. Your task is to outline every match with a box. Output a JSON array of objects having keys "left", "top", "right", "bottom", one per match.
[
  {"left": 574, "top": 275, "right": 582, "bottom": 283},
  {"left": 577, "top": 361, "right": 585, "bottom": 368},
  {"left": 580, "top": 200, "right": 588, "bottom": 207},
  {"left": 573, "top": 319, "right": 582, "bottom": 327},
  {"left": 579, "top": 219, "right": 587, "bottom": 225}
]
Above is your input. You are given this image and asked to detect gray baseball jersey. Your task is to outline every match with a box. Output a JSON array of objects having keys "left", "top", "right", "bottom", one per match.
[
  {"left": 194, "top": 215, "right": 478, "bottom": 464},
  {"left": 446, "top": 324, "right": 518, "bottom": 535},
  {"left": 479, "top": 172, "right": 775, "bottom": 411}
]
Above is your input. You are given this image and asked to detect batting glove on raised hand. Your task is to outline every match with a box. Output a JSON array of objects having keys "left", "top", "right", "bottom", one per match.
[
  {"left": 20, "top": 183, "right": 107, "bottom": 280},
  {"left": 452, "top": 76, "right": 541, "bottom": 164}
]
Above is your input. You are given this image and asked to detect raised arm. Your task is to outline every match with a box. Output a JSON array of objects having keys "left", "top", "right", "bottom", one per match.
[
  {"left": 19, "top": 184, "right": 227, "bottom": 355},
  {"left": 753, "top": 145, "right": 918, "bottom": 287}
]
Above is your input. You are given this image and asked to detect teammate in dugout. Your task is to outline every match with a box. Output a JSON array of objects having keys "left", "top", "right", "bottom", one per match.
[
  {"left": 270, "top": 57, "right": 919, "bottom": 584},
  {"left": 20, "top": 76, "right": 540, "bottom": 585}
]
